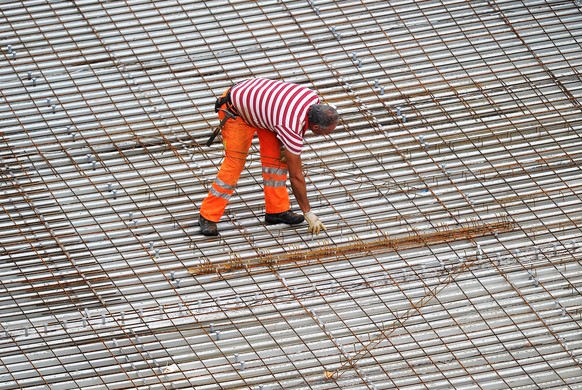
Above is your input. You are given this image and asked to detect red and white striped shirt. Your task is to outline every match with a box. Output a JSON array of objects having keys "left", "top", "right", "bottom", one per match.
[{"left": 230, "top": 78, "right": 320, "bottom": 155}]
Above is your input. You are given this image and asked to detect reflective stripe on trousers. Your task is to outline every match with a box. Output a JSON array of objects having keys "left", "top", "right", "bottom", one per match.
[{"left": 209, "top": 178, "right": 236, "bottom": 200}]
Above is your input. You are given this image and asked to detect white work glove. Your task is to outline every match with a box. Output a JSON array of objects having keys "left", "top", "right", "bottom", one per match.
[{"left": 304, "top": 211, "right": 326, "bottom": 235}]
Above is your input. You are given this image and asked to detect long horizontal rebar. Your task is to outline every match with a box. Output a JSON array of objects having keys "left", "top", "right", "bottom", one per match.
[{"left": 188, "top": 220, "right": 515, "bottom": 276}]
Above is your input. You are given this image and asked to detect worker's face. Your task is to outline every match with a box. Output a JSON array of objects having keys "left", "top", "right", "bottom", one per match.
[{"left": 311, "top": 121, "right": 337, "bottom": 136}]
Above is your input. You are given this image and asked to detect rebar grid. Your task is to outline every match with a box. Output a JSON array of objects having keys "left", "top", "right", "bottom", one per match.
[{"left": 1, "top": 0, "right": 582, "bottom": 389}]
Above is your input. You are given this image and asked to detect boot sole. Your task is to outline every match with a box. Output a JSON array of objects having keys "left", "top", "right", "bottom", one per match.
[{"left": 199, "top": 218, "right": 219, "bottom": 236}]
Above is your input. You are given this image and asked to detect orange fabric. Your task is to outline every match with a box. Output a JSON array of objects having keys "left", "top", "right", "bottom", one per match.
[
  {"left": 257, "top": 127, "right": 290, "bottom": 214},
  {"left": 199, "top": 101, "right": 290, "bottom": 222}
]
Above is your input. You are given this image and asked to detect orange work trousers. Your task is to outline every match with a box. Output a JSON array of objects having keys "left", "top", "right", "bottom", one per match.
[{"left": 199, "top": 104, "right": 290, "bottom": 222}]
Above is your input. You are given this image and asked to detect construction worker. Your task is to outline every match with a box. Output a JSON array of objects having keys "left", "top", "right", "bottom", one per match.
[{"left": 199, "top": 77, "right": 339, "bottom": 236}]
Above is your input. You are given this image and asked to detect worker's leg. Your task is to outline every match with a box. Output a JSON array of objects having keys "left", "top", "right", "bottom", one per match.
[
  {"left": 199, "top": 116, "right": 255, "bottom": 222},
  {"left": 257, "top": 128, "right": 290, "bottom": 214}
]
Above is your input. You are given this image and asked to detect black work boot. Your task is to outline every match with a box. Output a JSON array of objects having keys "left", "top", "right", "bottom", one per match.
[
  {"left": 199, "top": 215, "right": 219, "bottom": 236},
  {"left": 265, "top": 210, "right": 305, "bottom": 225}
]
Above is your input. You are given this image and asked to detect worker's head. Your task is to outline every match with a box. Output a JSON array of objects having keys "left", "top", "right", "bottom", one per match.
[{"left": 308, "top": 104, "right": 339, "bottom": 136}]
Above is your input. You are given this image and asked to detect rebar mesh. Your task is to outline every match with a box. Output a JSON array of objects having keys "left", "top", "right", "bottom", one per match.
[{"left": 1, "top": 1, "right": 581, "bottom": 389}]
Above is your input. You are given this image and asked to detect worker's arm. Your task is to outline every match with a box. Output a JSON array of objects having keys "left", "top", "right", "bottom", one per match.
[
  {"left": 284, "top": 148, "right": 327, "bottom": 234},
  {"left": 284, "top": 148, "right": 310, "bottom": 213}
]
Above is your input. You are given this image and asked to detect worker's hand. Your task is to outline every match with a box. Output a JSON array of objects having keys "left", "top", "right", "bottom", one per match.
[{"left": 304, "top": 211, "right": 326, "bottom": 235}]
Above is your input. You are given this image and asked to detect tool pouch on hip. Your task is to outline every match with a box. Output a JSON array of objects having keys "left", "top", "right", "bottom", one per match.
[
  {"left": 214, "top": 95, "right": 229, "bottom": 113},
  {"left": 214, "top": 87, "right": 233, "bottom": 113}
]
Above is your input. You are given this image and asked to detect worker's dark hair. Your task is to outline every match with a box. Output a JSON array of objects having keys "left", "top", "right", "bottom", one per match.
[{"left": 308, "top": 104, "right": 339, "bottom": 129}]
